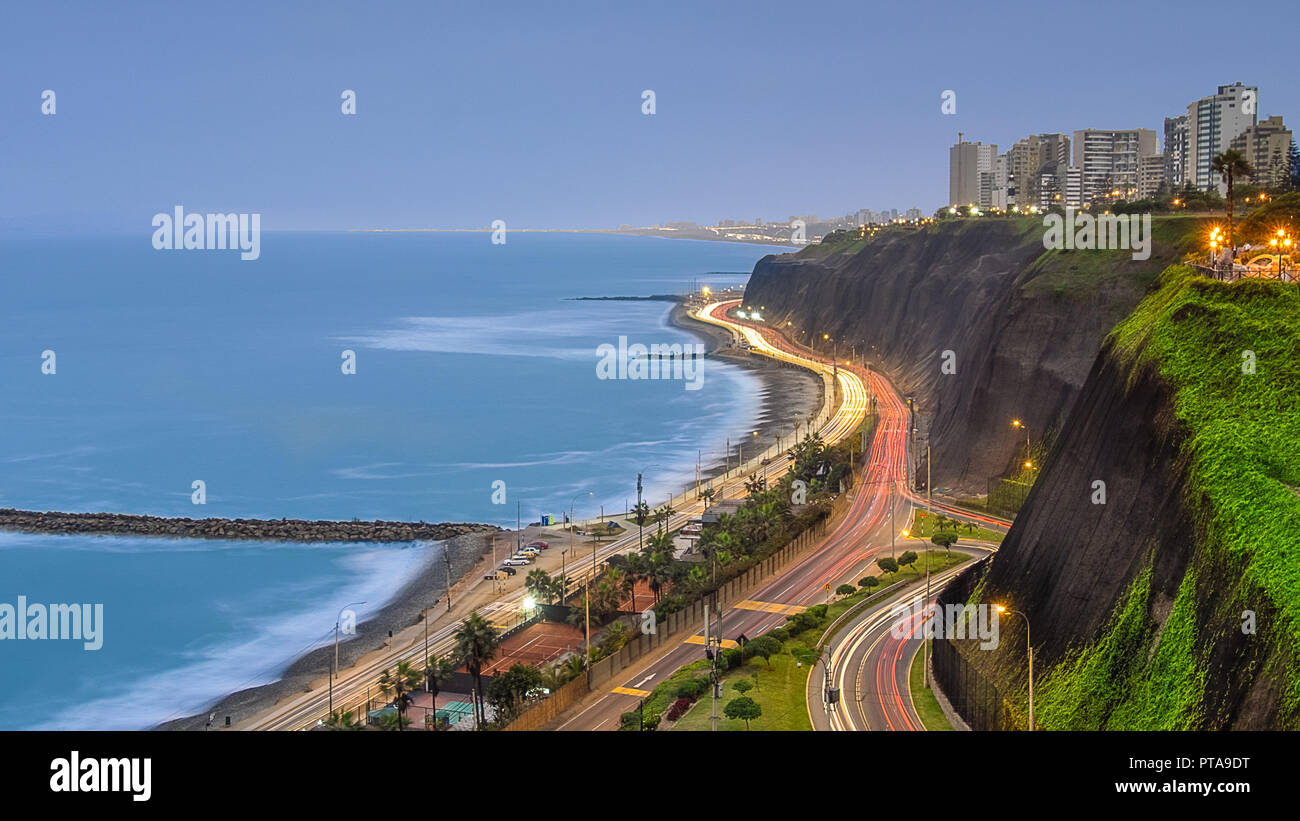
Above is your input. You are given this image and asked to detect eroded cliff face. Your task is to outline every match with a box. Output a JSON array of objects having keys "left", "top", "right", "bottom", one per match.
[
  {"left": 953, "top": 269, "right": 1300, "bottom": 729},
  {"left": 743, "top": 218, "right": 1194, "bottom": 495}
]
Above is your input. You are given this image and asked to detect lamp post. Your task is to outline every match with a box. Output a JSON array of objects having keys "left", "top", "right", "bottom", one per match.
[
  {"left": 569, "top": 491, "right": 593, "bottom": 599},
  {"left": 331, "top": 600, "right": 367, "bottom": 716},
  {"left": 995, "top": 605, "right": 1033, "bottom": 730},
  {"left": 1270, "top": 229, "right": 1292, "bottom": 279},
  {"left": 636, "top": 465, "right": 661, "bottom": 555},
  {"left": 1011, "top": 419, "right": 1030, "bottom": 460}
]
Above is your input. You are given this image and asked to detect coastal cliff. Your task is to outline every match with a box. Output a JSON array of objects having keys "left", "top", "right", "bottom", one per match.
[
  {"left": 742, "top": 217, "right": 1200, "bottom": 494},
  {"left": 950, "top": 267, "right": 1300, "bottom": 728}
]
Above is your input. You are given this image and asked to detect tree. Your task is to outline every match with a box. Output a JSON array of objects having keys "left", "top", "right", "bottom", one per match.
[
  {"left": 876, "top": 557, "right": 899, "bottom": 575},
  {"left": 377, "top": 660, "right": 423, "bottom": 732},
  {"left": 835, "top": 583, "right": 856, "bottom": 597},
  {"left": 424, "top": 654, "right": 456, "bottom": 730},
  {"left": 323, "top": 708, "right": 363, "bottom": 731},
  {"left": 931, "top": 532, "right": 958, "bottom": 553},
  {"left": 1213, "top": 149, "right": 1255, "bottom": 250},
  {"left": 723, "top": 696, "right": 762, "bottom": 729},
  {"left": 486, "top": 663, "right": 544, "bottom": 724},
  {"left": 858, "top": 576, "right": 880, "bottom": 589},
  {"left": 454, "top": 611, "right": 501, "bottom": 727},
  {"left": 898, "top": 550, "right": 919, "bottom": 573},
  {"left": 376, "top": 709, "right": 410, "bottom": 731},
  {"left": 745, "top": 635, "right": 782, "bottom": 667},
  {"left": 733, "top": 678, "right": 754, "bottom": 696},
  {"left": 525, "top": 568, "right": 555, "bottom": 604}
]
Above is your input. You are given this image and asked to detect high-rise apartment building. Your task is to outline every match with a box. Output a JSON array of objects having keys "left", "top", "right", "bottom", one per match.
[
  {"left": 1138, "top": 155, "right": 1166, "bottom": 199},
  {"left": 1071, "top": 128, "right": 1159, "bottom": 203},
  {"left": 1164, "top": 115, "right": 1188, "bottom": 189},
  {"left": 1230, "top": 115, "right": 1292, "bottom": 188},
  {"left": 949, "top": 139, "right": 997, "bottom": 206},
  {"left": 1186, "top": 82, "right": 1258, "bottom": 193},
  {"left": 1004, "top": 133, "right": 1070, "bottom": 208}
]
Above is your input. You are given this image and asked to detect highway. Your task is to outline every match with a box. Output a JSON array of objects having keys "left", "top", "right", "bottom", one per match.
[
  {"left": 808, "top": 547, "right": 994, "bottom": 732},
  {"left": 558, "top": 302, "right": 919, "bottom": 730},
  {"left": 556, "top": 304, "right": 1009, "bottom": 731},
  {"left": 242, "top": 297, "right": 867, "bottom": 730}
]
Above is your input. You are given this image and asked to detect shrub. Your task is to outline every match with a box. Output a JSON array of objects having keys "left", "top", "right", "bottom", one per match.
[
  {"left": 859, "top": 576, "right": 880, "bottom": 589},
  {"left": 665, "top": 697, "right": 694, "bottom": 722},
  {"left": 807, "top": 604, "right": 828, "bottom": 620},
  {"left": 720, "top": 647, "right": 743, "bottom": 670},
  {"left": 836, "top": 583, "right": 856, "bottom": 596},
  {"left": 675, "top": 675, "right": 710, "bottom": 701},
  {"left": 766, "top": 627, "right": 790, "bottom": 643}
]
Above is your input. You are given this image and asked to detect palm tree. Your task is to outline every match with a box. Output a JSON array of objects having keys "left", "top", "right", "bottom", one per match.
[
  {"left": 424, "top": 654, "right": 456, "bottom": 730},
  {"left": 323, "top": 708, "right": 363, "bottom": 731},
  {"left": 1213, "top": 149, "right": 1255, "bottom": 251},
  {"left": 525, "top": 568, "right": 554, "bottom": 604},
  {"left": 377, "top": 660, "right": 423, "bottom": 732},
  {"left": 376, "top": 709, "right": 409, "bottom": 731},
  {"left": 454, "top": 612, "right": 501, "bottom": 727}
]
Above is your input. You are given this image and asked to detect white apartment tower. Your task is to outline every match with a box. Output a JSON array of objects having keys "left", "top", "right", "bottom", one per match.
[{"left": 1186, "top": 82, "right": 1258, "bottom": 193}]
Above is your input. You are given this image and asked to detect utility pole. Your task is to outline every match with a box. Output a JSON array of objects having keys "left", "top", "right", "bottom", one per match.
[
  {"left": 924, "top": 439, "right": 932, "bottom": 686},
  {"left": 890, "top": 483, "right": 896, "bottom": 560},
  {"left": 443, "top": 547, "right": 453, "bottom": 612}
]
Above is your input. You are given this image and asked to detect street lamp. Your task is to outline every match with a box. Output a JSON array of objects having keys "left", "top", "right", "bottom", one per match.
[
  {"left": 331, "top": 600, "right": 367, "bottom": 715},
  {"left": 1270, "top": 228, "right": 1292, "bottom": 279},
  {"left": 995, "top": 604, "right": 1033, "bottom": 730},
  {"left": 568, "top": 491, "right": 593, "bottom": 598},
  {"left": 1011, "top": 419, "right": 1030, "bottom": 458},
  {"left": 636, "top": 465, "right": 662, "bottom": 555}
]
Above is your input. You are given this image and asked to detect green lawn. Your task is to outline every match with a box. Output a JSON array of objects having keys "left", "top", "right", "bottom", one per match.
[
  {"left": 909, "top": 517, "right": 1005, "bottom": 545},
  {"left": 669, "top": 652, "right": 810, "bottom": 731},
  {"left": 908, "top": 641, "right": 953, "bottom": 731}
]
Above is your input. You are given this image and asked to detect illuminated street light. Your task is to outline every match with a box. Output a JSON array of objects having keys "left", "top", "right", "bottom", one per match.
[{"left": 995, "top": 604, "right": 1033, "bottom": 730}]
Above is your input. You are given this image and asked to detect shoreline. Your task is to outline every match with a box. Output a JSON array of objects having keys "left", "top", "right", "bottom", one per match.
[
  {"left": 161, "top": 299, "right": 823, "bottom": 731},
  {"left": 155, "top": 529, "right": 496, "bottom": 730}
]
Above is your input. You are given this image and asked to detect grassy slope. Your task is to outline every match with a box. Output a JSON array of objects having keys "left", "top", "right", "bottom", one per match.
[{"left": 1034, "top": 265, "right": 1300, "bottom": 728}]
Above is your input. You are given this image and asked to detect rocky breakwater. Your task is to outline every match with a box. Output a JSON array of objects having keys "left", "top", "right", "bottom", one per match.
[{"left": 0, "top": 508, "right": 499, "bottom": 543}]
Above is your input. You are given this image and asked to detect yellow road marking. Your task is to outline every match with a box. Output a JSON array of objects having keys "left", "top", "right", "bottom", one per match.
[
  {"left": 733, "top": 599, "right": 806, "bottom": 616},
  {"left": 611, "top": 686, "right": 651, "bottom": 697},
  {"left": 682, "top": 635, "right": 739, "bottom": 649}
]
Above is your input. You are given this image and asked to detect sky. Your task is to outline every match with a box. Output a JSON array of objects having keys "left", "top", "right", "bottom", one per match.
[{"left": 3, "top": 0, "right": 1297, "bottom": 233}]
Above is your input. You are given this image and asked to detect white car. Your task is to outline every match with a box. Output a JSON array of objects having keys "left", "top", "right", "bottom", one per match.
[{"left": 503, "top": 558, "right": 530, "bottom": 567}]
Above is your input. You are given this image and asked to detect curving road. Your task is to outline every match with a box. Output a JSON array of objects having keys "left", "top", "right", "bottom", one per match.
[{"left": 243, "top": 298, "right": 866, "bottom": 730}]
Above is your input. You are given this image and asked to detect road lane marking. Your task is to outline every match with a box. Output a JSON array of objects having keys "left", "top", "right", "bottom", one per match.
[
  {"left": 611, "top": 686, "right": 651, "bottom": 697},
  {"left": 682, "top": 635, "right": 739, "bottom": 649},
  {"left": 734, "top": 599, "right": 806, "bottom": 616}
]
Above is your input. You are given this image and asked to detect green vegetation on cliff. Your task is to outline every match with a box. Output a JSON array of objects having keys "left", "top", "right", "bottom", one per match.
[{"left": 1036, "top": 265, "right": 1300, "bottom": 727}]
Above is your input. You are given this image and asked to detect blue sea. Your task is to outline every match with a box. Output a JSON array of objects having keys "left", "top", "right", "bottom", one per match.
[{"left": 0, "top": 232, "right": 776, "bottom": 729}]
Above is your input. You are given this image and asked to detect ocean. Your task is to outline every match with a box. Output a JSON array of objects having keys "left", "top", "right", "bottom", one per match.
[{"left": 0, "top": 231, "right": 776, "bottom": 729}]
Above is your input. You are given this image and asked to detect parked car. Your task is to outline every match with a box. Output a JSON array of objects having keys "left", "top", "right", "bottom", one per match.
[
  {"left": 503, "top": 558, "right": 530, "bottom": 567},
  {"left": 510, "top": 554, "right": 535, "bottom": 563},
  {"left": 526, "top": 540, "right": 549, "bottom": 549},
  {"left": 497, "top": 566, "right": 517, "bottom": 576},
  {"left": 520, "top": 547, "right": 541, "bottom": 557}
]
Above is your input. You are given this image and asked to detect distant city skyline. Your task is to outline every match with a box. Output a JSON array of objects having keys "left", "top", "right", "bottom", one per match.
[{"left": 4, "top": 0, "right": 1299, "bottom": 235}]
